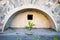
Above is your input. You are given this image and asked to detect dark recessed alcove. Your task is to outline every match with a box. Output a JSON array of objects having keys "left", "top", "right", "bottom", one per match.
[{"left": 27, "top": 14, "right": 33, "bottom": 20}]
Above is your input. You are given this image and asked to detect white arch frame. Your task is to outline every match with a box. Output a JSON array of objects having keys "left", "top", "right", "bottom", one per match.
[{"left": 2, "top": 5, "right": 57, "bottom": 32}]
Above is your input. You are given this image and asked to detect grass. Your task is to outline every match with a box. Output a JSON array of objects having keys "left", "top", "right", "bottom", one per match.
[{"left": 26, "top": 21, "right": 35, "bottom": 31}]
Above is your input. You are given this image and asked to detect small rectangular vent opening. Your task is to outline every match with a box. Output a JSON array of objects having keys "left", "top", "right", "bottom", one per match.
[{"left": 27, "top": 14, "right": 33, "bottom": 20}]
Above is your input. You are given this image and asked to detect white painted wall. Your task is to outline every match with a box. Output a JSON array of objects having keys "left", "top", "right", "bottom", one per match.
[{"left": 11, "top": 10, "right": 51, "bottom": 28}]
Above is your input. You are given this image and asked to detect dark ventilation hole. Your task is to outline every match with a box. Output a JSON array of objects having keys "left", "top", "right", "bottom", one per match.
[{"left": 27, "top": 14, "right": 33, "bottom": 20}]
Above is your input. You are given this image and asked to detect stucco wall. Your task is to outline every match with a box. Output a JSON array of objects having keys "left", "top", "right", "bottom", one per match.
[{"left": 11, "top": 10, "right": 51, "bottom": 28}]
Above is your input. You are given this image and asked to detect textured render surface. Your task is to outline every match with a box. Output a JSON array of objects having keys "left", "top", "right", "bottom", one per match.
[{"left": 0, "top": 0, "right": 60, "bottom": 31}]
